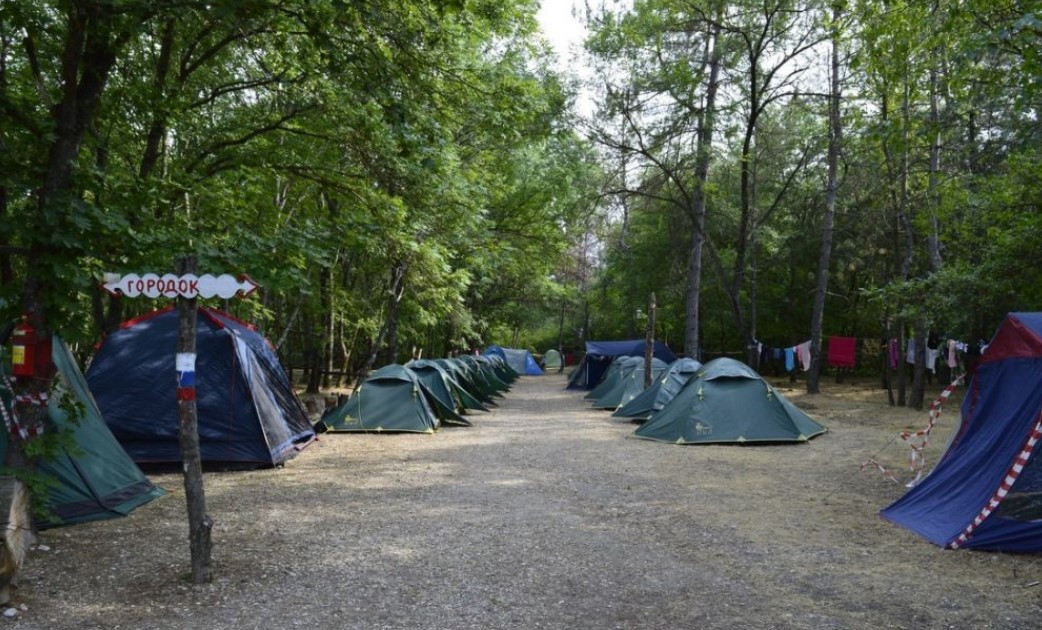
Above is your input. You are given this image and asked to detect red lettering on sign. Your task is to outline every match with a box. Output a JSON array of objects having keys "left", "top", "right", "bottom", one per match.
[
  {"left": 133, "top": 279, "right": 145, "bottom": 293},
  {"left": 189, "top": 279, "right": 199, "bottom": 293}
]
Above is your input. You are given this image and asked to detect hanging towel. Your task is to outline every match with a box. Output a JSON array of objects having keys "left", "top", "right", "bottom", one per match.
[
  {"left": 826, "top": 336, "right": 857, "bottom": 368},
  {"left": 947, "top": 339, "right": 957, "bottom": 368},
  {"left": 785, "top": 347, "right": 795, "bottom": 372},
  {"left": 889, "top": 339, "right": 898, "bottom": 369},
  {"left": 925, "top": 348, "right": 940, "bottom": 373},
  {"left": 797, "top": 341, "right": 812, "bottom": 371},
  {"left": 906, "top": 339, "right": 916, "bottom": 364}
]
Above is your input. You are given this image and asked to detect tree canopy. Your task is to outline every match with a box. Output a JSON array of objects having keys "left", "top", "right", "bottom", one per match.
[{"left": 2, "top": 0, "right": 1041, "bottom": 408}]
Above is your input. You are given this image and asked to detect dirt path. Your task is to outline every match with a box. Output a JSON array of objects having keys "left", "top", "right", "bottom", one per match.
[{"left": 11, "top": 373, "right": 1042, "bottom": 628}]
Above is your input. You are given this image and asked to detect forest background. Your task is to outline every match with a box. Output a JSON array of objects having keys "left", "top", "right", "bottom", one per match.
[{"left": 1, "top": 0, "right": 1040, "bottom": 409}]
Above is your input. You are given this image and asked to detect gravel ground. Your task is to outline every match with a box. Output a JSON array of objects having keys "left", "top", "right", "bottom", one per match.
[{"left": 6, "top": 373, "right": 1042, "bottom": 629}]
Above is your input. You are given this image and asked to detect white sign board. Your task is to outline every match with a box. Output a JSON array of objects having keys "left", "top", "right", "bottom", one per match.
[{"left": 102, "top": 273, "right": 259, "bottom": 299}]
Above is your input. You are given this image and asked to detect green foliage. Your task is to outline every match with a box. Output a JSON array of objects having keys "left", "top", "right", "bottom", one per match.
[{"left": 0, "top": 0, "right": 597, "bottom": 389}]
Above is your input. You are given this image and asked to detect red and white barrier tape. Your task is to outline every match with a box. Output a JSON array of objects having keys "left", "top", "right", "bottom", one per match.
[
  {"left": 861, "top": 375, "right": 964, "bottom": 486},
  {"left": 859, "top": 458, "right": 901, "bottom": 484},
  {"left": 0, "top": 374, "right": 46, "bottom": 441},
  {"left": 14, "top": 391, "right": 48, "bottom": 406},
  {"left": 950, "top": 413, "right": 1042, "bottom": 549}
]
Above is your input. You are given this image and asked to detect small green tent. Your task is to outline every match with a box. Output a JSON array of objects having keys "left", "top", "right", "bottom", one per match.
[
  {"left": 0, "top": 337, "right": 165, "bottom": 528},
  {"left": 543, "top": 349, "right": 563, "bottom": 371},
  {"left": 318, "top": 365, "right": 441, "bottom": 433},
  {"left": 458, "top": 355, "right": 509, "bottom": 395},
  {"left": 592, "top": 357, "right": 669, "bottom": 410},
  {"left": 434, "top": 358, "right": 496, "bottom": 407},
  {"left": 411, "top": 359, "right": 489, "bottom": 412},
  {"left": 584, "top": 357, "right": 632, "bottom": 400},
  {"left": 613, "top": 358, "right": 702, "bottom": 421},
  {"left": 405, "top": 359, "right": 478, "bottom": 424},
  {"left": 634, "top": 358, "right": 826, "bottom": 444}
]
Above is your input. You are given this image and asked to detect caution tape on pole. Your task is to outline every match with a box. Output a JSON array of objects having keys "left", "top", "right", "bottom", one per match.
[
  {"left": 861, "top": 375, "right": 964, "bottom": 487},
  {"left": 0, "top": 374, "right": 46, "bottom": 441}
]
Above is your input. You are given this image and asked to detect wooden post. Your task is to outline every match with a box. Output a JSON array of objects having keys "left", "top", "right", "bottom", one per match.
[
  {"left": 175, "top": 255, "right": 212, "bottom": 583},
  {"left": 644, "top": 292, "right": 656, "bottom": 388}
]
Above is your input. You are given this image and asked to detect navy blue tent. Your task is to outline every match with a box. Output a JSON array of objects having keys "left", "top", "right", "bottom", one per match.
[
  {"left": 485, "top": 345, "right": 543, "bottom": 376},
  {"left": 566, "top": 340, "right": 678, "bottom": 390},
  {"left": 88, "top": 307, "right": 315, "bottom": 467},
  {"left": 882, "top": 312, "right": 1042, "bottom": 552}
]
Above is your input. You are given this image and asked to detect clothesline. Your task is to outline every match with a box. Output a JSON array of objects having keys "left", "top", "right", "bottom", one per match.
[{"left": 753, "top": 335, "right": 983, "bottom": 373}]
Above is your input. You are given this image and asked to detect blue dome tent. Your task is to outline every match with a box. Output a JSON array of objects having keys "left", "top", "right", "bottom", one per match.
[
  {"left": 87, "top": 307, "right": 315, "bottom": 467},
  {"left": 485, "top": 345, "right": 543, "bottom": 376},
  {"left": 882, "top": 312, "right": 1042, "bottom": 551}
]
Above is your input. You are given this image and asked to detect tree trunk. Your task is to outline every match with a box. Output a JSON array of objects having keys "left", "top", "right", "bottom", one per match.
[
  {"left": 383, "top": 264, "right": 406, "bottom": 365},
  {"left": 356, "top": 264, "right": 407, "bottom": 387},
  {"left": 683, "top": 23, "right": 721, "bottom": 360},
  {"left": 175, "top": 255, "right": 212, "bottom": 584},
  {"left": 808, "top": 5, "right": 842, "bottom": 394},
  {"left": 897, "top": 320, "right": 907, "bottom": 406}
]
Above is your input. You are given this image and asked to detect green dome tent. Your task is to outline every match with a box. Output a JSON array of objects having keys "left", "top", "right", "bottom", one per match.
[
  {"left": 543, "top": 349, "right": 563, "bottom": 371},
  {"left": 405, "top": 359, "right": 480, "bottom": 424},
  {"left": 592, "top": 358, "right": 669, "bottom": 410},
  {"left": 0, "top": 337, "right": 165, "bottom": 528},
  {"left": 434, "top": 359, "right": 496, "bottom": 407},
  {"left": 613, "top": 358, "right": 702, "bottom": 421},
  {"left": 634, "top": 358, "right": 826, "bottom": 444},
  {"left": 583, "top": 357, "right": 633, "bottom": 401},
  {"left": 458, "top": 355, "right": 510, "bottom": 395},
  {"left": 410, "top": 359, "right": 489, "bottom": 413},
  {"left": 317, "top": 365, "right": 442, "bottom": 433}
]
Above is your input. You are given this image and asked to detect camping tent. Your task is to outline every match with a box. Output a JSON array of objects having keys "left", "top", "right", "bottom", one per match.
[
  {"left": 317, "top": 364, "right": 442, "bottom": 433},
  {"left": 485, "top": 345, "right": 543, "bottom": 376},
  {"left": 882, "top": 312, "right": 1042, "bottom": 552},
  {"left": 634, "top": 358, "right": 826, "bottom": 444},
  {"left": 434, "top": 358, "right": 496, "bottom": 407},
  {"left": 584, "top": 356, "right": 629, "bottom": 401},
  {"left": 481, "top": 354, "right": 519, "bottom": 384},
  {"left": 459, "top": 355, "right": 510, "bottom": 394},
  {"left": 87, "top": 307, "right": 314, "bottom": 467},
  {"left": 543, "top": 349, "right": 563, "bottom": 371},
  {"left": 405, "top": 359, "right": 480, "bottom": 423},
  {"left": 613, "top": 358, "right": 702, "bottom": 420},
  {"left": 592, "top": 357, "right": 669, "bottom": 410},
  {"left": 566, "top": 339, "right": 678, "bottom": 390},
  {"left": 0, "top": 337, "right": 165, "bottom": 528},
  {"left": 408, "top": 359, "right": 489, "bottom": 413}
]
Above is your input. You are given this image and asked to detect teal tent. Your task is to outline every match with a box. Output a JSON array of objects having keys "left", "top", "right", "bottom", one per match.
[
  {"left": 584, "top": 357, "right": 632, "bottom": 401},
  {"left": 614, "top": 358, "right": 702, "bottom": 421},
  {"left": 318, "top": 365, "right": 442, "bottom": 433},
  {"left": 458, "top": 355, "right": 509, "bottom": 395},
  {"left": 634, "top": 358, "right": 826, "bottom": 444},
  {"left": 543, "top": 349, "right": 563, "bottom": 371},
  {"left": 1, "top": 337, "right": 165, "bottom": 528},
  {"left": 592, "top": 358, "right": 669, "bottom": 410},
  {"left": 405, "top": 359, "right": 476, "bottom": 424},
  {"left": 435, "top": 359, "right": 497, "bottom": 406}
]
